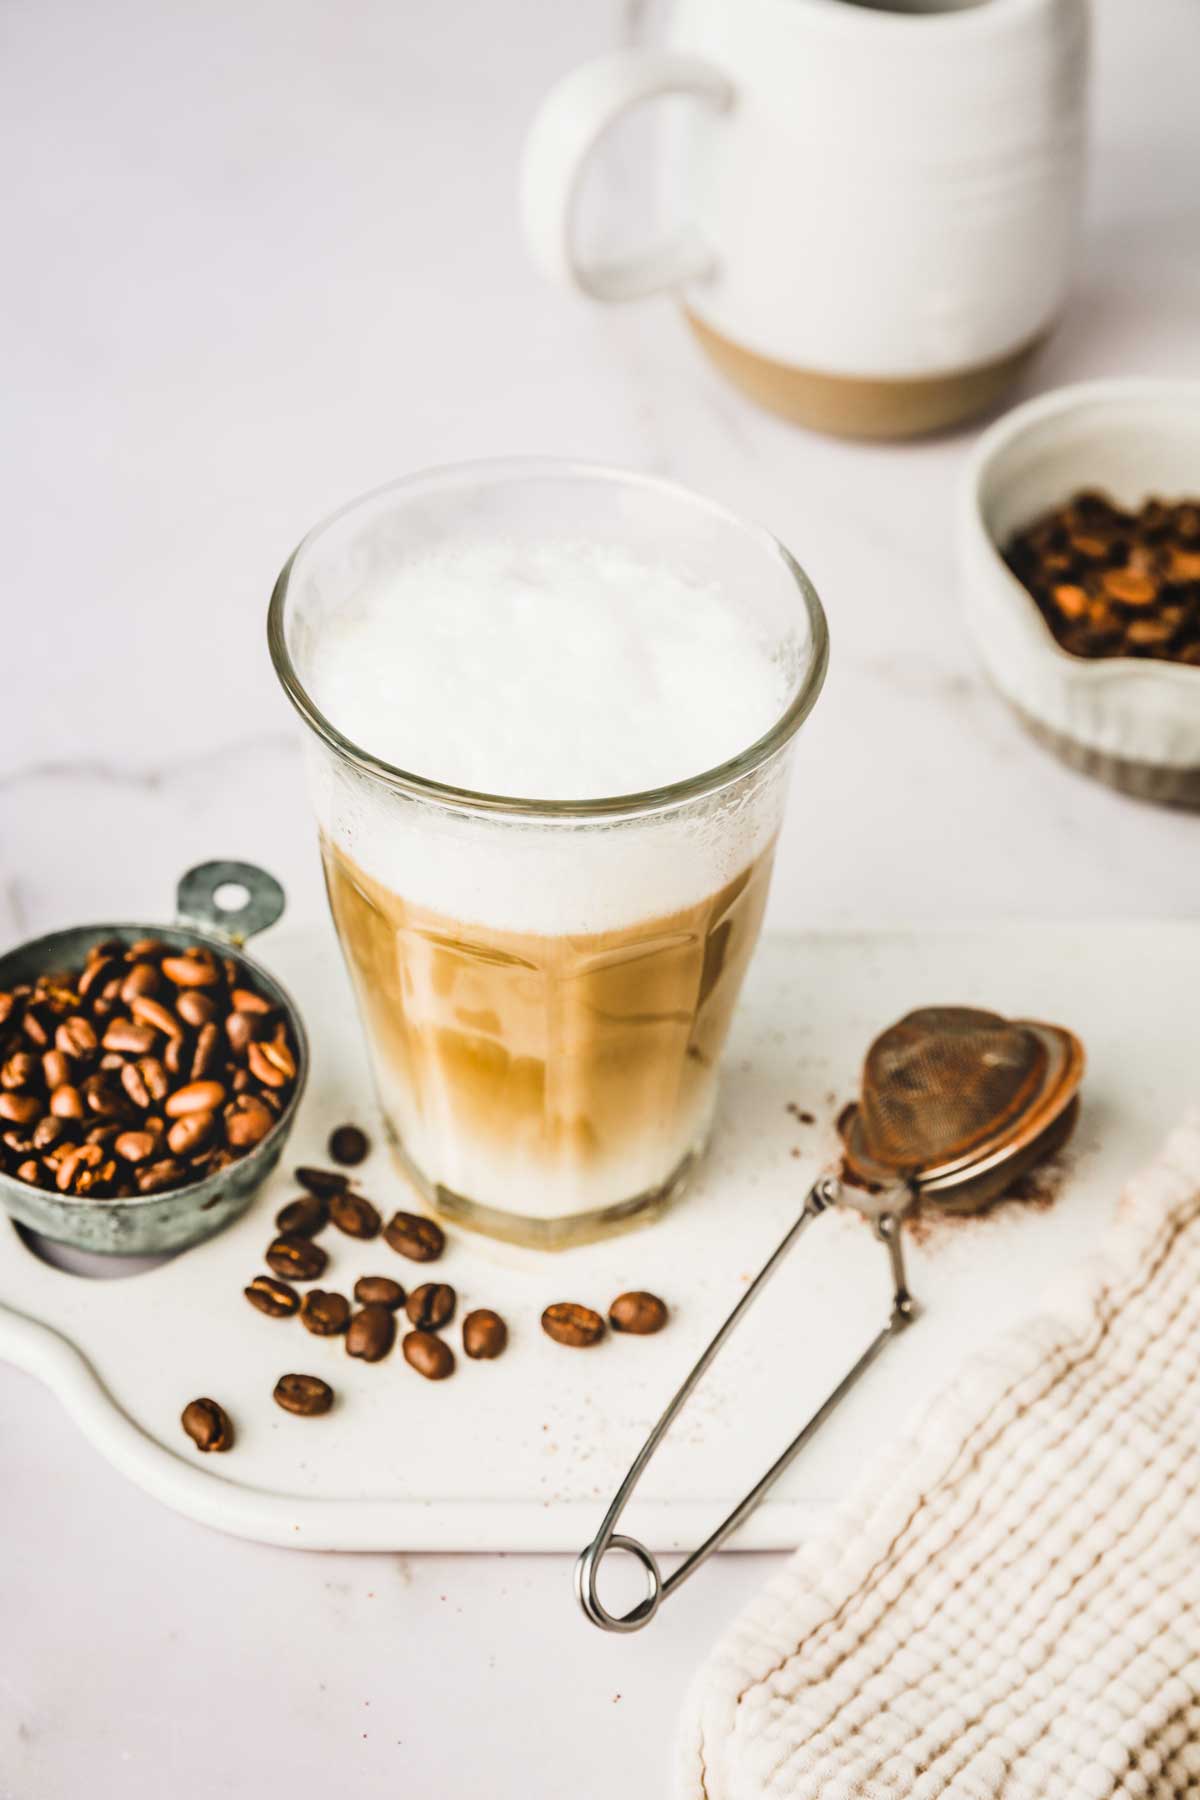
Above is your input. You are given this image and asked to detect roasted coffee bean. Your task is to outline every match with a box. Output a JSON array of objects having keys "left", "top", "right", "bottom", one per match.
[
  {"left": 130, "top": 995, "right": 182, "bottom": 1040},
  {"left": 176, "top": 988, "right": 216, "bottom": 1028},
  {"left": 50, "top": 1084, "right": 85, "bottom": 1119},
  {"left": 114, "top": 1129, "right": 157, "bottom": 1164},
  {"left": 191, "top": 1022, "right": 222, "bottom": 1079},
  {"left": 273, "top": 1373, "right": 333, "bottom": 1417},
  {"left": 165, "top": 1079, "right": 226, "bottom": 1119},
  {"left": 16, "top": 1159, "right": 44, "bottom": 1185},
  {"left": 32, "top": 1114, "right": 66, "bottom": 1151},
  {"left": 136, "top": 1158, "right": 186, "bottom": 1194},
  {"left": 541, "top": 1303, "right": 605, "bottom": 1348},
  {"left": 608, "top": 1291, "right": 669, "bottom": 1335},
  {"left": 383, "top": 1210, "right": 445, "bottom": 1263},
  {"left": 120, "top": 962, "right": 161, "bottom": 1003},
  {"left": 265, "top": 1234, "right": 328, "bottom": 1282},
  {"left": 56, "top": 1016, "right": 97, "bottom": 1059},
  {"left": 405, "top": 1282, "right": 456, "bottom": 1331},
  {"left": 78, "top": 954, "right": 120, "bottom": 999},
  {"left": 301, "top": 1289, "right": 351, "bottom": 1336},
  {"left": 98, "top": 1052, "right": 127, "bottom": 1071},
  {"left": 181, "top": 1397, "right": 232, "bottom": 1452},
  {"left": 167, "top": 1109, "right": 216, "bottom": 1156},
  {"left": 126, "top": 938, "right": 165, "bottom": 960},
  {"left": 225, "top": 1011, "right": 257, "bottom": 1055},
  {"left": 101, "top": 1019, "right": 158, "bottom": 1056},
  {"left": 161, "top": 952, "right": 219, "bottom": 989},
  {"left": 353, "top": 1274, "right": 405, "bottom": 1310},
  {"left": 247, "top": 1038, "right": 294, "bottom": 1088},
  {"left": 0, "top": 1092, "right": 40, "bottom": 1127},
  {"left": 231, "top": 987, "right": 274, "bottom": 1015},
  {"left": 42, "top": 1049, "right": 72, "bottom": 1090},
  {"left": 462, "top": 1309, "right": 507, "bottom": 1360},
  {"left": 136, "top": 1055, "right": 170, "bottom": 1102},
  {"left": 328, "top": 1190, "right": 381, "bottom": 1240},
  {"left": 2, "top": 1129, "right": 33, "bottom": 1156},
  {"left": 276, "top": 1193, "right": 328, "bottom": 1236},
  {"left": 224, "top": 1093, "right": 276, "bottom": 1149},
  {"left": 295, "top": 1166, "right": 351, "bottom": 1199},
  {"left": 403, "top": 1330, "right": 455, "bottom": 1381},
  {"left": 329, "top": 1124, "right": 369, "bottom": 1166},
  {"left": 163, "top": 1035, "right": 188, "bottom": 1077},
  {"left": 245, "top": 1274, "right": 300, "bottom": 1318},
  {"left": 346, "top": 1303, "right": 395, "bottom": 1361},
  {"left": 22, "top": 1007, "right": 51, "bottom": 1049},
  {"left": 54, "top": 1142, "right": 105, "bottom": 1194},
  {"left": 1, "top": 1050, "right": 37, "bottom": 1089},
  {"left": 83, "top": 1070, "right": 129, "bottom": 1118},
  {"left": 119, "top": 1060, "right": 151, "bottom": 1109}
]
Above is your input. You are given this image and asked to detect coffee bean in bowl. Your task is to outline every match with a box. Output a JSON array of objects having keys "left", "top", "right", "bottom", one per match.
[
  {"left": 181, "top": 1397, "right": 233, "bottom": 1453},
  {"left": 0, "top": 861, "right": 307, "bottom": 1255}
]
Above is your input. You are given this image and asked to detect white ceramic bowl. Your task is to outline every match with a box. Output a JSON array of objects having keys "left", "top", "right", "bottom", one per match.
[{"left": 961, "top": 378, "right": 1200, "bottom": 807}]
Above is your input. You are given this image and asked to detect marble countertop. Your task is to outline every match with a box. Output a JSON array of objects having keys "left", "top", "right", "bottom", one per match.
[{"left": 3, "top": 0, "right": 1198, "bottom": 1793}]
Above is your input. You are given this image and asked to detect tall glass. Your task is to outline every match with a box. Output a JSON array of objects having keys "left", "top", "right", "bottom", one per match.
[{"left": 269, "top": 461, "right": 827, "bottom": 1248}]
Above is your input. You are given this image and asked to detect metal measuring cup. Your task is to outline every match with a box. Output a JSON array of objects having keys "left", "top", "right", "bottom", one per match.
[{"left": 0, "top": 862, "right": 307, "bottom": 1257}]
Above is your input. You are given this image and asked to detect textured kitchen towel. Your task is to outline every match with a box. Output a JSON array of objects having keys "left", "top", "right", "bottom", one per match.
[{"left": 677, "top": 1115, "right": 1200, "bottom": 1800}]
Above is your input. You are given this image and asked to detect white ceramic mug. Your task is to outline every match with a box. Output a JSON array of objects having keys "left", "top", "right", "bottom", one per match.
[{"left": 522, "top": 0, "right": 1090, "bottom": 438}]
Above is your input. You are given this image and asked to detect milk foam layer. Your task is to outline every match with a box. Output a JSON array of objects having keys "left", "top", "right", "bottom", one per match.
[
  {"left": 307, "top": 542, "right": 793, "bottom": 935},
  {"left": 312, "top": 544, "right": 785, "bottom": 800}
]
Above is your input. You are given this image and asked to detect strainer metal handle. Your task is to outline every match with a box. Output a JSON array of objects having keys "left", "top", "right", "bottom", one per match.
[{"left": 575, "top": 1173, "right": 916, "bottom": 1632}]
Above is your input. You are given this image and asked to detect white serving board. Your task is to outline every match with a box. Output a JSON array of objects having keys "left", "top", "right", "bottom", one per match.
[{"left": 1, "top": 923, "right": 1194, "bottom": 1554}]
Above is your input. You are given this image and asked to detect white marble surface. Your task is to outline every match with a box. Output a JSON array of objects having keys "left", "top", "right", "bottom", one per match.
[{"left": 2, "top": 0, "right": 1198, "bottom": 1793}]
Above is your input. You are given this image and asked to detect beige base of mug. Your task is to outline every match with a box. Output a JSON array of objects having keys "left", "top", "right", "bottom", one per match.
[{"left": 685, "top": 309, "right": 1046, "bottom": 441}]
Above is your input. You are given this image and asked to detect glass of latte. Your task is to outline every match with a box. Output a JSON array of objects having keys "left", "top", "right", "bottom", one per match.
[{"left": 269, "top": 462, "right": 827, "bottom": 1248}]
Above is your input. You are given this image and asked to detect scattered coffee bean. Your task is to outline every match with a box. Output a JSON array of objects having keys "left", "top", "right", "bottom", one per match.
[
  {"left": 462, "top": 1309, "right": 507, "bottom": 1360},
  {"left": 265, "top": 1234, "right": 328, "bottom": 1282},
  {"left": 383, "top": 1210, "right": 445, "bottom": 1263},
  {"left": 328, "top": 1124, "right": 369, "bottom": 1166},
  {"left": 294, "top": 1165, "right": 351, "bottom": 1199},
  {"left": 405, "top": 1282, "right": 456, "bottom": 1331},
  {"left": 181, "top": 1397, "right": 233, "bottom": 1452},
  {"left": 276, "top": 1193, "right": 328, "bottom": 1237},
  {"left": 328, "top": 1190, "right": 381, "bottom": 1240},
  {"left": 245, "top": 1274, "right": 300, "bottom": 1318},
  {"left": 353, "top": 1274, "right": 405, "bottom": 1310},
  {"left": 346, "top": 1303, "right": 395, "bottom": 1362},
  {"left": 609, "top": 1291, "right": 669, "bottom": 1335},
  {"left": 301, "top": 1289, "right": 351, "bottom": 1336},
  {"left": 273, "top": 1373, "right": 333, "bottom": 1416},
  {"left": 541, "top": 1303, "right": 605, "bottom": 1348},
  {"left": 0, "top": 937, "right": 300, "bottom": 1200},
  {"left": 403, "top": 1330, "right": 455, "bottom": 1380}
]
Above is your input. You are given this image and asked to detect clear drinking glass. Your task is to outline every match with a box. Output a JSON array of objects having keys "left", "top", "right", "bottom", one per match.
[{"left": 269, "top": 461, "right": 827, "bottom": 1249}]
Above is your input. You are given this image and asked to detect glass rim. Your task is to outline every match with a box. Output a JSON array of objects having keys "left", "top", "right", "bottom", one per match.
[{"left": 267, "top": 457, "right": 830, "bottom": 820}]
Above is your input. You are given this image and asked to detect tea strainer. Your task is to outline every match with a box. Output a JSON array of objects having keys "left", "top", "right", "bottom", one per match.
[{"left": 576, "top": 1004, "right": 1085, "bottom": 1632}]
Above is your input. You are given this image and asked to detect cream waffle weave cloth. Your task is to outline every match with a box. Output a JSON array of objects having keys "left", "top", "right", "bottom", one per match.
[{"left": 677, "top": 1117, "right": 1200, "bottom": 1800}]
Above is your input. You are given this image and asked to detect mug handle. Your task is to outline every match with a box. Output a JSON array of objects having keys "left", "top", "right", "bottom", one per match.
[{"left": 520, "top": 49, "right": 734, "bottom": 303}]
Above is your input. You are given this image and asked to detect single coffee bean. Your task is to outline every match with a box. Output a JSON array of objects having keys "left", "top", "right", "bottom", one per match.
[
  {"left": 1, "top": 1050, "right": 38, "bottom": 1089},
  {"left": 462, "top": 1309, "right": 508, "bottom": 1360},
  {"left": 302, "top": 1289, "right": 351, "bottom": 1337},
  {"left": 230, "top": 987, "right": 274, "bottom": 1015},
  {"left": 403, "top": 1330, "right": 455, "bottom": 1381},
  {"left": 101, "top": 1019, "right": 159, "bottom": 1056},
  {"left": 32, "top": 1114, "right": 66, "bottom": 1151},
  {"left": 114, "top": 1129, "right": 157, "bottom": 1164},
  {"left": 164, "top": 1035, "right": 188, "bottom": 1077},
  {"left": 295, "top": 1166, "right": 351, "bottom": 1199},
  {"left": 266, "top": 1234, "right": 328, "bottom": 1282},
  {"left": 164, "top": 1079, "right": 227, "bottom": 1119},
  {"left": 345, "top": 1303, "right": 395, "bottom": 1362},
  {"left": 119, "top": 1060, "right": 151, "bottom": 1109},
  {"left": 383, "top": 1210, "right": 445, "bottom": 1263},
  {"left": 137, "top": 1055, "right": 170, "bottom": 1102},
  {"left": 224, "top": 1093, "right": 275, "bottom": 1149},
  {"left": 273, "top": 1373, "right": 333, "bottom": 1417},
  {"left": 225, "top": 1011, "right": 257, "bottom": 1056},
  {"left": 41, "top": 1048, "right": 72, "bottom": 1090},
  {"left": 405, "top": 1282, "right": 456, "bottom": 1331},
  {"left": 16, "top": 1159, "right": 43, "bottom": 1185},
  {"left": 136, "top": 1157, "right": 186, "bottom": 1193},
  {"left": 353, "top": 1274, "right": 405, "bottom": 1310},
  {"left": 78, "top": 954, "right": 120, "bottom": 999},
  {"left": 125, "top": 938, "right": 166, "bottom": 960},
  {"left": 608, "top": 1291, "right": 669, "bottom": 1335},
  {"left": 181, "top": 1397, "right": 233, "bottom": 1453},
  {"left": 247, "top": 1038, "right": 294, "bottom": 1088},
  {"left": 167, "top": 1109, "right": 216, "bottom": 1157},
  {"left": 276, "top": 1193, "right": 328, "bottom": 1236},
  {"left": 541, "top": 1303, "right": 605, "bottom": 1348},
  {"left": 130, "top": 994, "right": 183, "bottom": 1040},
  {"left": 161, "top": 951, "right": 220, "bottom": 989},
  {"left": 245, "top": 1273, "right": 301, "bottom": 1318},
  {"left": 56, "top": 1016, "right": 97, "bottom": 1059},
  {"left": 328, "top": 1190, "right": 381, "bottom": 1240},
  {"left": 0, "top": 1092, "right": 40, "bottom": 1127},
  {"left": 328, "top": 1124, "right": 369, "bottom": 1166},
  {"left": 191, "top": 1021, "right": 222, "bottom": 1079},
  {"left": 176, "top": 988, "right": 217, "bottom": 1028},
  {"left": 120, "top": 962, "right": 161, "bottom": 1003}
]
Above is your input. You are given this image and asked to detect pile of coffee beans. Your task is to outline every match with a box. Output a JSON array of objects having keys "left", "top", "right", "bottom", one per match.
[
  {"left": 0, "top": 936, "right": 299, "bottom": 1199},
  {"left": 183, "top": 1123, "right": 670, "bottom": 1454},
  {"left": 1005, "top": 490, "right": 1200, "bottom": 664}
]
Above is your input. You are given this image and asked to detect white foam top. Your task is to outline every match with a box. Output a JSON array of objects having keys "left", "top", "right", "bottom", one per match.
[{"left": 306, "top": 543, "right": 792, "bottom": 933}]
